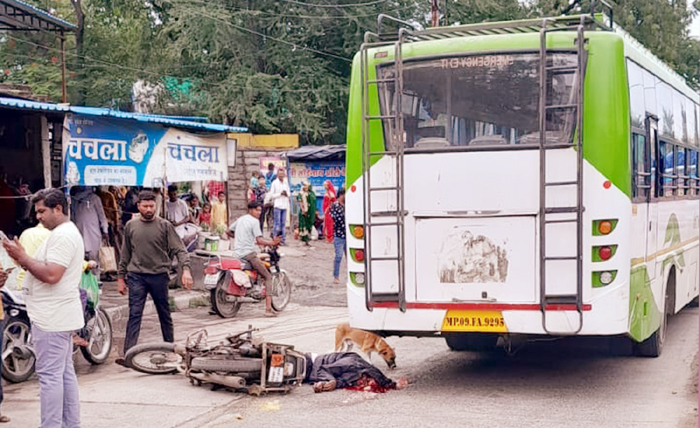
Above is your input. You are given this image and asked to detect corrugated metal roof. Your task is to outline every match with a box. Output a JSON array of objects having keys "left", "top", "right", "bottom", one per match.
[
  {"left": 285, "top": 145, "right": 345, "bottom": 161},
  {"left": 0, "top": 0, "right": 77, "bottom": 31},
  {"left": 0, "top": 97, "right": 247, "bottom": 132}
]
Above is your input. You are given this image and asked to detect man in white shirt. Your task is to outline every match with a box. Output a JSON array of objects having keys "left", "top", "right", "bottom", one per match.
[
  {"left": 3, "top": 188, "right": 84, "bottom": 428},
  {"left": 165, "top": 185, "right": 190, "bottom": 240},
  {"left": 229, "top": 201, "right": 281, "bottom": 316},
  {"left": 269, "top": 169, "right": 290, "bottom": 245}
]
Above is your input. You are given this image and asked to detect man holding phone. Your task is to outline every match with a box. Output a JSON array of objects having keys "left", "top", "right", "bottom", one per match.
[{"left": 3, "top": 188, "right": 84, "bottom": 428}]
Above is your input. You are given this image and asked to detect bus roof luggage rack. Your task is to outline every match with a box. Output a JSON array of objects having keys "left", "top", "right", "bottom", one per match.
[{"left": 369, "top": 0, "right": 613, "bottom": 44}]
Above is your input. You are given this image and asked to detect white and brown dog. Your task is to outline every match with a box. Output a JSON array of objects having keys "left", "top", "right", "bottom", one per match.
[{"left": 334, "top": 323, "right": 397, "bottom": 369}]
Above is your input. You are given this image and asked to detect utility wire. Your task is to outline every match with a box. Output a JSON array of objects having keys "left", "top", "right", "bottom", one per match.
[
  {"left": 185, "top": 9, "right": 352, "bottom": 62},
  {"left": 273, "top": 0, "right": 389, "bottom": 8},
  {"left": 0, "top": 42, "right": 349, "bottom": 95},
  {"left": 171, "top": 0, "right": 413, "bottom": 18}
]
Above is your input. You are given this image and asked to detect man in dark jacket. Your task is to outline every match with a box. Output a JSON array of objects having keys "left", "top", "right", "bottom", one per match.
[
  {"left": 116, "top": 190, "right": 193, "bottom": 361},
  {"left": 304, "top": 352, "right": 407, "bottom": 393}
]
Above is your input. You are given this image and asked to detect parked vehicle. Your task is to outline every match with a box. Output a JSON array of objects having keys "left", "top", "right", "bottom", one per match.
[
  {"left": 1, "top": 279, "right": 113, "bottom": 383},
  {"left": 1, "top": 287, "right": 34, "bottom": 383},
  {"left": 201, "top": 243, "right": 292, "bottom": 318},
  {"left": 78, "top": 285, "right": 113, "bottom": 365},
  {"left": 124, "top": 326, "right": 306, "bottom": 395}
]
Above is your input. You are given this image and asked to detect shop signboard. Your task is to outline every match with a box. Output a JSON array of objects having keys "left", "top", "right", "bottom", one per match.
[
  {"left": 63, "top": 114, "right": 229, "bottom": 187},
  {"left": 288, "top": 161, "right": 345, "bottom": 213}
]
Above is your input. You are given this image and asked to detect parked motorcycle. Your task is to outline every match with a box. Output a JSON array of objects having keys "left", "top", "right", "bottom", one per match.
[
  {"left": 124, "top": 326, "right": 307, "bottom": 395},
  {"left": 201, "top": 243, "right": 292, "bottom": 318},
  {"left": 1, "top": 279, "right": 113, "bottom": 383},
  {"left": 1, "top": 286, "right": 34, "bottom": 383}
]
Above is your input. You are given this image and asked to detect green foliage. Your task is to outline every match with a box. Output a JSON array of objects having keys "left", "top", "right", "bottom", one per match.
[{"left": 1, "top": 0, "right": 697, "bottom": 140}]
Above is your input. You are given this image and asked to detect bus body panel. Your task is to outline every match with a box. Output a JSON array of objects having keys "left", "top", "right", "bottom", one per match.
[{"left": 345, "top": 23, "right": 700, "bottom": 341}]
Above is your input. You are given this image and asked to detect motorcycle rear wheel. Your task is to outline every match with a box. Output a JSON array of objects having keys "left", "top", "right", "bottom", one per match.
[
  {"left": 124, "top": 342, "right": 182, "bottom": 375},
  {"left": 2, "top": 316, "right": 35, "bottom": 383},
  {"left": 270, "top": 271, "right": 291, "bottom": 312},
  {"left": 80, "top": 307, "right": 113, "bottom": 365},
  {"left": 210, "top": 277, "right": 241, "bottom": 318},
  {"left": 190, "top": 357, "right": 262, "bottom": 373}
]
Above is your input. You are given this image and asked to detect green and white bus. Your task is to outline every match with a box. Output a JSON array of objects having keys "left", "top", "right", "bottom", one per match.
[{"left": 343, "top": 11, "right": 699, "bottom": 357}]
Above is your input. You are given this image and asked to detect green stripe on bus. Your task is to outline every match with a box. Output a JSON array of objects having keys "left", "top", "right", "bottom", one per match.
[{"left": 629, "top": 265, "right": 662, "bottom": 343}]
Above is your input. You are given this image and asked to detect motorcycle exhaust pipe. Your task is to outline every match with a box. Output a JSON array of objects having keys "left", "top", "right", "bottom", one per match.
[{"left": 189, "top": 372, "right": 247, "bottom": 389}]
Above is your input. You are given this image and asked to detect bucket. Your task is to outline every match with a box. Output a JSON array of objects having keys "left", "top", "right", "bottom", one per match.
[{"left": 204, "top": 236, "right": 220, "bottom": 252}]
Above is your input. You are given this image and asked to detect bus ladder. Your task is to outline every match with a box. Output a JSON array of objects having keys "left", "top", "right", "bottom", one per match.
[
  {"left": 538, "top": 18, "right": 587, "bottom": 335},
  {"left": 359, "top": 29, "right": 407, "bottom": 312}
]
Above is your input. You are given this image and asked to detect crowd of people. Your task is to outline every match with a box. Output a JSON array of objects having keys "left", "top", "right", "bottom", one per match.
[
  {"left": 246, "top": 164, "right": 343, "bottom": 249},
  {"left": 0, "top": 162, "right": 351, "bottom": 426}
]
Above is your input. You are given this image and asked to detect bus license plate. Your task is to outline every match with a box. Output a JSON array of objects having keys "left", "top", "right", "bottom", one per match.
[
  {"left": 204, "top": 273, "right": 221, "bottom": 286},
  {"left": 441, "top": 310, "right": 508, "bottom": 333}
]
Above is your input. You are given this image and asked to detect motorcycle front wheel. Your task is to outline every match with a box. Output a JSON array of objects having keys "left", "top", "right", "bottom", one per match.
[
  {"left": 80, "top": 307, "right": 113, "bottom": 365},
  {"left": 210, "top": 276, "right": 241, "bottom": 318},
  {"left": 270, "top": 271, "right": 291, "bottom": 312},
  {"left": 2, "top": 316, "right": 35, "bottom": 383},
  {"left": 124, "top": 342, "right": 182, "bottom": 375}
]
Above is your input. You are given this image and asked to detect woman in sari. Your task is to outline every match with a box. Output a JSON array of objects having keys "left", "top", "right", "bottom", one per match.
[
  {"left": 297, "top": 181, "right": 317, "bottom": 246},
  {"left": 322, "top": 180, "right": 336, "bottom": 243}
]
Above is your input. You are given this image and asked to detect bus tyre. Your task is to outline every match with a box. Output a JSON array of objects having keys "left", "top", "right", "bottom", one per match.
[{"left": 444, "top": 333, "right": 498, "bottom": 352}]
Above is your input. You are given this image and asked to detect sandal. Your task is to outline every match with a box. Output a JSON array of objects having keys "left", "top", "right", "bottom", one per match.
[
  {"left": 264, "top": 311, "right": 277, "bottom": 318},
  {"left": 0, "top": 415, "right": 11, "bottom": 423}
]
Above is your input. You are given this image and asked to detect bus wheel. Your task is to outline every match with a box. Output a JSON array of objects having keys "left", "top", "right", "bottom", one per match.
[
  {"left": 636, "top": 270, "right": 674, "bottom": 358},
  {"left": 444, "top": 333, "right": 498, "bottom": 352}
]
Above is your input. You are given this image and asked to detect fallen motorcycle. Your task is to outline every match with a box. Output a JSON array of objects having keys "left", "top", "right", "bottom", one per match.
[
  {"left": 124, "top": 326, "right": 307, "bottom": 396},
  {"left": 199, "top": 243, "right": 292, "bottom": 318},
  {"left": 1, "top": 279, "right": 113, "bottom": 383}
]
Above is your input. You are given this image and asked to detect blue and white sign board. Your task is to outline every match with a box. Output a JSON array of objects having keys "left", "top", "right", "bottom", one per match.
[
  {"left": 63, "top": 114, "right": 229, "bottom": 187},
  {"left": 289, "top": 161, "right": 345, "bottom": 213}
]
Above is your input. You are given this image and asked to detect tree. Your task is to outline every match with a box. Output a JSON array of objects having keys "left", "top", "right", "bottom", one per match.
[{"left": 534, "top": 0, "right": 699, "bottom": 89}]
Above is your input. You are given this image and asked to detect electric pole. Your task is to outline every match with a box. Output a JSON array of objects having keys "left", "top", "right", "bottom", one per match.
[{"left": 431, "top": 0, "right": 439, "bottom": 27}]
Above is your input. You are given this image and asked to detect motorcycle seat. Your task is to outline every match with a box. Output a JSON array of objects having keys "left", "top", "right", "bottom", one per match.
[{"left": 220, "top": 257, "right": 242, "bottom": 270}]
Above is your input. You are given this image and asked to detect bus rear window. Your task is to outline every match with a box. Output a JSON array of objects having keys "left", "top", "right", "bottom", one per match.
[{"left": 376, "top": 52, "right": 579, "bottom": 150}]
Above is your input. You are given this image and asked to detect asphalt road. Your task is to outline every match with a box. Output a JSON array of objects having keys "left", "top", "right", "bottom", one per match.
[{"left": 4, "top": 300, "right": 697, "bottom": 428}]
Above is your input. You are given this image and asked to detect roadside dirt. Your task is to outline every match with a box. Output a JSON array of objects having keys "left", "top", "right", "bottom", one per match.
[{"left": 279, "top": 236, "right": 348, "bottom": 308}]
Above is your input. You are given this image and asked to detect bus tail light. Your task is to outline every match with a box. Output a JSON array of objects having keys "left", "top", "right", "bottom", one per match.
[
  {"left": 350, "top": 272, "right": 365, "bottom": 285},
  {"left": 351, "top": 249, "right": 365, "bottom": 263},
  {"left": 593, "top": 270, "right": 617, "bottom": 287},
  {"left": 592, "top": 244, "right": 617, "bottom": 262},
  {"left": 350, "top": 225, "right": 365, "bottom": 239},
  {"left": 600, "top": 271, "right": 614, "bottom": 284},
  {"left": 593, "top": 219, "right": 618, "bottom": 235}
]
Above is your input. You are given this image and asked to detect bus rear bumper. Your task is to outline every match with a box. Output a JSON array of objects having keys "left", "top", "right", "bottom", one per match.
[{"left": 347, "top": 288, "right": 630, "bottom": 336}]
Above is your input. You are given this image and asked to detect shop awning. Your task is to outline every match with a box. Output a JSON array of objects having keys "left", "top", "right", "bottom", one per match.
[
  {"left": 285, "top": 145, "right": 345, "bottom": 161},
  {"left": 0, "top": 0, "right": 76, "bottom": 32},
  {"left": 0, "top": 97, "right": 248, "bottom": 133}
]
